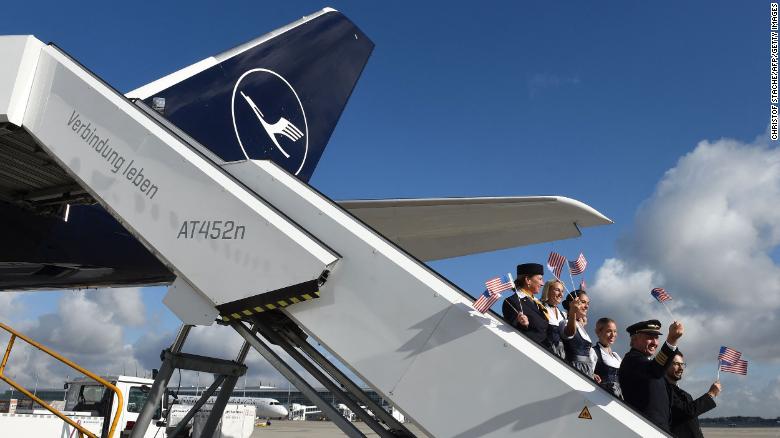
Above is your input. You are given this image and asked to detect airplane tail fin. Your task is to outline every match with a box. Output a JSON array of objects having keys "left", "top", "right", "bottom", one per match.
[{"left": 127, "top": 8, "right": 373, "bottom": 182}]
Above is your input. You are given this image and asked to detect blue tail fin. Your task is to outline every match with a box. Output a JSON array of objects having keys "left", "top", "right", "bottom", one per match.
[{"left": 129, "top": 9, "right": 373, "bottom": 182}]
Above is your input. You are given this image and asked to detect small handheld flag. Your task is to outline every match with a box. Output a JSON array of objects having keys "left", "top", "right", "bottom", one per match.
[
  {"left": 473, "top": 273, "right": 514, "bottom": 314},
  {"left": 473, "top": 289, "right": 501, "bottom": 313},
  {"left": 651, "top": 287, "right": 672, "bottom": 303},
  {"left": 719, "top": 359, "right": 748, "bottom": 375},
  {"left": 579, "top": 278, "right": 587, "bottom": 291},
  {"left": 568, "top": 253, "right": 587, "bottom": 276},
  {"left": 650, "top": 287, "right": 675, "bottom": 320},
  {"left": 547, "top": 252, "right": 567, "bottom": 280},
  {"left": 485, "top": 274, "right": 514, "bottom": 294},
  {"left": 718, "top": 346, "right": 741, "bottom": 364}
]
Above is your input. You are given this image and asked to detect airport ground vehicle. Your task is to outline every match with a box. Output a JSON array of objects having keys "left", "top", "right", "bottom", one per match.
[{"left": 0, "top": 375, "right": 164, "bottom": 438}]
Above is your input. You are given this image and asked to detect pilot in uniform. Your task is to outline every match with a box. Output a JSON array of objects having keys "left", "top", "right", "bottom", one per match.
[
  {"left": 502, "top": 263, "right": 550, "bottom": 349},
  {"left": 619, "top": 319, "right": 682, "bottom": 433}
]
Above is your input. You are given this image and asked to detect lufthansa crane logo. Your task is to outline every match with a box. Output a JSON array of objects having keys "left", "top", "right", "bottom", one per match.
[{"left": 231, "top": 69, "right": 309, "bottom": 175}]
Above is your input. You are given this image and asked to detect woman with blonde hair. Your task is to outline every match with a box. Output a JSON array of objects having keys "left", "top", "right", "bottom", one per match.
[
  {"left": 541, "top": 280, "right": 566, "bottom": 358},
  {"left": 593, "top": 317, "right": 622, "bottom": 398}
]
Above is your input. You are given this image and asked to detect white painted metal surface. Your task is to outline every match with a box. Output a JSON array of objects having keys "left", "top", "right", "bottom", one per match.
[
  {"left": 2, "top": 36, "right": 668, "bottom": 437},
  {"left": 225, "top": 160, "right": 666, "bottom": 437},
  {"left": 0, "top": 412, "right": 104, "bottom": 437},
  {"left": 16, "top": 41, "right": 338, "bottom": 314},
  {"left": 164, "top": 276, "right": 219, "bottom": 325},
  {"left": 0, "top": 36, "right": 43, "bottom": 126},
  {"left": 341, "top": 196, "right": 612, "bottom": 261},
  {"left": 191, "top": 404, "right": 255, "bottom": 438}
]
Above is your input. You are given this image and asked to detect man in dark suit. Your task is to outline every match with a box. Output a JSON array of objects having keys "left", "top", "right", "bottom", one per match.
[
  {"left": 619, "top": 319, "right": 683, "bottom": 433},
  {"left": 502, "top": 263, "right": 549, "bottom": 348},
  {"left": 666, "top": 351, "right": 721, "bottom": 438}
]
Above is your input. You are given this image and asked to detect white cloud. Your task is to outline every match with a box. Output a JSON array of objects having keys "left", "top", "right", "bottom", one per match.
[
  {"left": 1, "top": 289, "right": 146, "bottom": 389},
  {"left": 590, "top": 134, "right": 780, "bottom": 417},
  {"left": 0, "top": 286, "right": 329, "bottom": 394},
  {"left": 88, "top": 287, "right": 146, "bottom": 326},
  {"left": 0, "top": 292, "right": 22, "bottom": 321}
]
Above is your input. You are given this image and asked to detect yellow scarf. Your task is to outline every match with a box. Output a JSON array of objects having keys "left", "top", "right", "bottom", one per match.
[{"left": 519, "top": 288, "right": 550, "bottom": 321}]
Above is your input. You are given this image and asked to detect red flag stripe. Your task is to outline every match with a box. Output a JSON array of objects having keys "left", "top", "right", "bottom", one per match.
[
  {"left": 719, "top": 359, "right": 748, "bottom": 375},
  {"left": 547, "top": 252, "right": 567, "bottom": 279},
  {"left": 718, "top": 346, "right": 741, "bottom": 363},
  {"left": 568, "top": 253, "right": 587, "bottom": 276}
]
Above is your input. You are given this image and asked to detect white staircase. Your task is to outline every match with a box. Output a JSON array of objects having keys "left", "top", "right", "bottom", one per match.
[{"left": 1, "top": 35, "right": 667, "bottom": 437}]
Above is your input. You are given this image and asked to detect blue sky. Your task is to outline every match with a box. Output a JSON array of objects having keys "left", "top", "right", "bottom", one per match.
[{"left": 3, "top": 1, "right": 777, "bottom": 419}]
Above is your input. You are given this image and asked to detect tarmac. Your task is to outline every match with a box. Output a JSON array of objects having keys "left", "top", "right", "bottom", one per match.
[
  {"left": 250, "top": 420, "right": 427, "bottom": 437},
  {"left": 703, "top": 428, "right": 780, "bottom": 437},
  {"left": 249, "top": 421, "right": 778, "bottom": 437}
]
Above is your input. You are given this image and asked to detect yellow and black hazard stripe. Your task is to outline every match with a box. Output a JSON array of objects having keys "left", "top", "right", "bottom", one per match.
[{"left": 217, "top": 279, "right": 320, "bottom": 322}]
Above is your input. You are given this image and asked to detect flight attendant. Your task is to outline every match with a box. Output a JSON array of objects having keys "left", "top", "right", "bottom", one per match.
[
  {"left": 593, "top": 317, "right": 622, "bottom": 398},
  {"left": 502, "top": 263, "right": 549, "bottom": 348},
  {"left": 541, "top": 279, "right": 566, "bottom": 358},
  {"left": 562, "top": 290, "right": 599, "bottom": 381}
]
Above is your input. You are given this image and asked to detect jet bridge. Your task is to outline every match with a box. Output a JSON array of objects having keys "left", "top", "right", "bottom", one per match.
[{"left": 0, "top": 36, "right": 668, "bottom": 437}]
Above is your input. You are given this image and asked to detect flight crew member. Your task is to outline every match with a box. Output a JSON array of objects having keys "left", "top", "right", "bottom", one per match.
[
  {"left": 562, "top": 290, "right": 599, "bottom": 381},
  {"left": 619, "top": 319, "right": 683, "bottom": 433},
  {"left": 593, "top": 317, "right": 623, "bottom": 398},
  {"left": 541, "top": 280, "right": 566, "bottom": 359},
  {"left": 593, "top": 318, "right": 623, "bottom": 398},
  {"left": 502, "top": 263, "right": 550, "bottom": 348},
  {"left": 666, "top": 351, "right": 721, "bottom": 438}
]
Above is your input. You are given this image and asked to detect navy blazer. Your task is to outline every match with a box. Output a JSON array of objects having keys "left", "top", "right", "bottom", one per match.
[
  {"left": 502, "top": 293, "right": 549, "bottom": 347},
  {"left": 619, "top": 342, "right": 676, "bottom": 432},
  {"left": 669, "top": 383, "right": 716, "bottom": 438}
]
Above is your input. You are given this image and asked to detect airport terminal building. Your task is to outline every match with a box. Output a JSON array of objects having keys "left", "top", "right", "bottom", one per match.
[{"left": 1, "top": 385, "right": 390, "bottom": 412}]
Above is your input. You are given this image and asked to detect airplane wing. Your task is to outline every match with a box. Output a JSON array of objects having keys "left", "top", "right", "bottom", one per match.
[{"left": 340, "top": 196, "right": 612, "bottom": 261}]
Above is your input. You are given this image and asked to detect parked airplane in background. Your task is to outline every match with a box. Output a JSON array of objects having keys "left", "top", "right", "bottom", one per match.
[{"left": 174, "top": 395, "right": 288, "bottom": 419}]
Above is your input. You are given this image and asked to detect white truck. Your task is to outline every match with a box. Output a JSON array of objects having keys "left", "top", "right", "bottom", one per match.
[
  {"left": 0, "top": 375, "right": 164, "bottom": 438},
  {"left": 168, "top": 403, "right": 255, "bottom": 438}
]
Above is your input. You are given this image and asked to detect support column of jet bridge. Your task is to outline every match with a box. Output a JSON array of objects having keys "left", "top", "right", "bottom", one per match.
[{"left": 6, "top": 38, "right": 338, "bottom": 320}]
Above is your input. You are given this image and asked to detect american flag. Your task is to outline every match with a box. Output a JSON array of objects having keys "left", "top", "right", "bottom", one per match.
[
  {"left": 547, "top": 252, "right": 567, "bottom": 279},
  {"left": 579, "top": 278, "right": 587, "bottom": 291},
  {"left": 718, "top": 346, "right": 742, "bottom": 364},
  {"left": 650, "top": 287, "right": 672, "bottom": 303},
  {"left": 473, "top": 289, "right": 501, "bottom": 313},
  {"left": 719, "top": 358, "right": 748, "bottom": 375},
  {"left": 568, "top": 253, "right": 587, "bottom": 275},
  {"left": 485, "top": 274, "right": 514, "bottom": 294}
]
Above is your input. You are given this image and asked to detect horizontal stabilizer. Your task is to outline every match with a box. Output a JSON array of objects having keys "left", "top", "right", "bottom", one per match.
[{"left": 340, "top": 196, "right": 612, "bottom": 261}]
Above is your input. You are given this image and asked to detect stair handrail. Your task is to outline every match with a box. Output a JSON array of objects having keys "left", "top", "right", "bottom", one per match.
[{"left": 0, "top": 321, "right": 124, "bottom": 438}]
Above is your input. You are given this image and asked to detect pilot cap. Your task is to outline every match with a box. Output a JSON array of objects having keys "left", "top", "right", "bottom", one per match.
[
  {"left": 517, "top": 263, "right": 544, "bottom": 277},
  {"left": 627, "top": 319, "right": 663, "bottom": 336}
]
